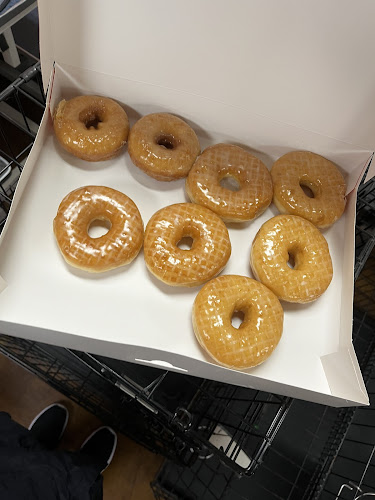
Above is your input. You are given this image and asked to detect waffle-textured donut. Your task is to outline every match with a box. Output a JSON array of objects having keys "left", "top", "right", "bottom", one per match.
[
  {"left": 186, "top": 144, "right": 273, "bottom": 222},
  {"left": 53, "top": 186, "right": 143, "bottom": 272},
  {"left": 193, "top": 275, "right": 284, "bottom": 369},
  {"left": 53, "top": 95, "right": 129, "bottom": 161},
  {"left": 128, "top": 113, "right": 200, "bottom": 181},
  {"left": 144, "top": 203, "right": 231, "bottom": 286},
  {"left": 271, "top": 151, "right": 346, "bottom": 228},
  {"left": 250, "top": 215, "right": 333, "bottom": 303}
]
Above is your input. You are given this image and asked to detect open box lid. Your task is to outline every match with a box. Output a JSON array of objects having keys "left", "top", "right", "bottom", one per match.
[{"left": 38, "top": 0, "right": 375, "bottom": 153}]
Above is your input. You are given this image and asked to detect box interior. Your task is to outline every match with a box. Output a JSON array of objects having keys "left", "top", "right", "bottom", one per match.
[
  {"left": 2, "top": 0, "right": 375, "bottom": 406},
  {"left": 0, "top": 62, "right": 371, "bottom": 406}
]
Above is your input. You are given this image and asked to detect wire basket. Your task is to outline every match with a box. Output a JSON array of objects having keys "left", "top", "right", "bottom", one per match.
[
  {"left": 0, "top": 333, "right": 292, "bottom": 475},
  {"left": 354, "top": 249, "right": 375, "bottom": 322},
  {"left": 304, "top": 250, "right": 375, "bottom": 500},
  {"left": 355, "top": 174, "right": 375, "bottom": 280},
  {"left": 0, "top": 61, "right": 44, "bottom": 232},
  {"left": 151, "top": 247, "right": 375, "bottom": 500},
  {"left": 308, "top": 352, "right": 375, "bottom": 500}
]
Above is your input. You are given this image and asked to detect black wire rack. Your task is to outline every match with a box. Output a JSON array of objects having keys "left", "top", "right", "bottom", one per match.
[
  {"left": 151, "top": 252, "right": 375, "bottom": 500},
  {"left": 323, "top": 368, "right": 375, "bottom": 500},
  {"left": 0, "top": 332, "right": 292, "bottom": 476},
  {"left": 0, "top": 62, "right": 375, "bottom": 499},
  {"left": 0, "top": 60, "right": 44, "bottom": 232},
  {"left": 305, "top": 251, "right": 375, "bottom": 500},
  {"left": 355, "top": 174, "right": 375, "bottom": 281}
]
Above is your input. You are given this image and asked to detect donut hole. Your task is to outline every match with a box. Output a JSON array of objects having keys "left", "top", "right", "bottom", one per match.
[
  {"left": 88, "top": 218, "right": 112, "bottom": 238},
  {"left": 231, "top": 310, "right": 246, "bottom": 329},
  {"left": 156, "top": 134, "right": 177, "bottom": 150},
  {"left": 287, "top": 252, "right": 296, "bottom": 269},
  {"left": 299, "top": 181, "right": 315, "bottom": 198},
  {"left": 220, "top": 175, "right": 241, "bottom": 192},
  {"left": 177, "top": 236, "right": 194, "bottom": 250},
  {"left": 79, "top": 108, "right": 104, "bottom": 130}
]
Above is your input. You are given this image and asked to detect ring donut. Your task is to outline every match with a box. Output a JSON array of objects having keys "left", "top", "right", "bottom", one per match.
[
  {"left": 128, "top": 113, "right": 200, "bottom": 181},
  {"left": 144, "top": 203, "right": 231, "bottom": 286},
  {"left": 54, "top": 186, "right": 143, "bottom": 272},
  {"left": 271, "top": 151, "right": 346, "bottom": 228},
  {"left": 53, "top": 95, "right": 129, "bottom": 161},
  {"left": 193, "top": 275, "right": 284, "bottom": 369},
  {"left": 250, "top": 214, "right": 333, "bottom": 303},
  {"left": 186, "top": 144, "right": 273, "bottom": 222}
]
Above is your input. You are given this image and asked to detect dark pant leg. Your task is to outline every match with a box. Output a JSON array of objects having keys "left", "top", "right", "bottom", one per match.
[{"left": 0, "top": 412, "right": 103, "bottom": 500}]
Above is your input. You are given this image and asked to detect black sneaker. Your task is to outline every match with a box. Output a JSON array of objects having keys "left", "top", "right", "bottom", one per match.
[
  {"left": 80, "top": 426, "right": 117, "bottom": 473},
  {"left": 28, "top": 403, "right": 69, "bottom": 449}
]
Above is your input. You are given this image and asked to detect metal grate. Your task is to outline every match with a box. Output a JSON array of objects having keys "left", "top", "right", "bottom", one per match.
[
  {"left": 46, "top": 348, "right": 293, "bottom": 475},
  {"left": 152, "top": 304, "right": 375, "bottom": 500},
  {"left": 0, "top": 61, "right": 44, "bottom": 233},
  {"left": 354, "top": 250, "right": 375, "bottom": 322},
  {"left": 0, "top": 334, "right": 291, "bottom": 475},
  {"left": 151, "top": 399, "right": 338, "bottom": 499},
  {"left": 310, "top": 348, "right": 375, "bottom": 499},
  {"left": 305, "top": 250, "right": 375, "bottom": 500},
  {"left": 355, "top": 175, "right": 375, "bottom": 281},
  {"left": 152, "top": 244, "right": 375, "bottom": 499}
]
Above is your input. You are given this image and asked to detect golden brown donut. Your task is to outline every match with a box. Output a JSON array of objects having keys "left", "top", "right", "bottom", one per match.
[
  {"left": 53, "top": 186, "right": 143, "bottom": 272},
  {"left": 250, "top": 215, "right": 333, "bottom": 303},
  {"left": 186, "top": 144, "right": 273, "bottom": 222},
  {"left": 53, "top": 96, "right": 129, "bottom": 161},
  {"left": 271, "top": 151, "right": 346, "bottom": 228},
  {"left": 128, "top": 113, "right": 200, "bottom": 181},
  {"left": 193, "top": 275, "right": 284, "bottom": 369},
  {"left": 144, "top": 203, "right": 231, "bottom": 286}
]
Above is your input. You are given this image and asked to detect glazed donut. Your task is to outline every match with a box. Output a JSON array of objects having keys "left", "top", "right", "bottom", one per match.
[
  {"left": 186, "top": 144, "right": 273, "bottom": 222},
  {"left": 128, "top": 113, "right": 200, "bottom": 181},
  {"left": 271, "top": 151, "right": 346, "bottom": 228},
  {"left": 53, "top": 95, "right": 129, "bottom": 161},
  {"left": 144, "top": 203, "right": 231, "bottom": 286},
  {"left": 193, "top": 275, "right": 284, "bottom": 369},
  {"left": 250, "top": 215, "right": 333, "bottom": 303},
  {"left": 53, "top": 186, "right": 143, "bottom": 272}
]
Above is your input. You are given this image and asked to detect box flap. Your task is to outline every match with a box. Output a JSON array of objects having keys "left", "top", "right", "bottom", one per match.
[
  {"left": 321, "top": 346, "right": 369, "bottom": 405},
  {"left": 38, "top": 0, "right": 375, "bottom": 152}
]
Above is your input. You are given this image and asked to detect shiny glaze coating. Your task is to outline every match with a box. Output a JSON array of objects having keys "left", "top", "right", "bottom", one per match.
[
  {"left": 128, "top": 113, "right": 200, "bottom": 181},
  {"left": 193, "top": 275, "right": 283, "bottom": 369},
  {"left": 186, "top": 144, "right": 273, "bottom": 222},
  {"left": 250, "top": 215, "right": 333, "bottom": 303},
  {"left": 271, "top": 151, "right": 346, "bottom": 228},
  {"left": 53, "top": 96, "right": 129, "bottom": 161},
  {"left": 144, "top": 203, "right": 231, "bottom": 286},
  {"left": 53, "top": 186, "right": 143, "bottom": 272}
]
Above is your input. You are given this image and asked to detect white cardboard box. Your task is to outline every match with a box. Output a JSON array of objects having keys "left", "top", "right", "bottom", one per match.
[{"left": 0, "top": 0, "right": 374, "bottom": 407}]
